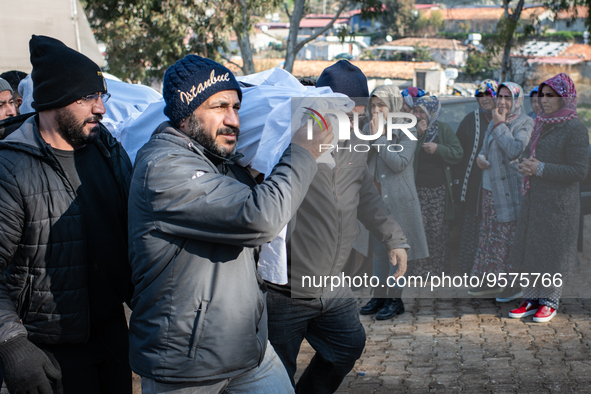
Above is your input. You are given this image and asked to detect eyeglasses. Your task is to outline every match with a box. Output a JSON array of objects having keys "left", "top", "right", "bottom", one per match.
[
  {"left": 76, "top": 92, "right": 111, "bottom": 105},
  {"left": 476, "top": 92, "right": 493, "bottom": 98}
]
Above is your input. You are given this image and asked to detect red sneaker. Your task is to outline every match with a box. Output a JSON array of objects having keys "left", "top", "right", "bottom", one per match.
[
  {"left": 508, "top": 301, "right": 539, "bottom": 318},
  {"left": 533, "top": 306, "right": 557, "bottom": 323}
]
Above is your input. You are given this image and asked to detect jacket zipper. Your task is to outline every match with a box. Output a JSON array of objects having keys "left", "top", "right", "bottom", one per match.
[
  {"left": 189, "top": 300, "right": 209, "bottom": 359},
  {"left": 17, "top": 274, "right": 34, "bottom": 321}
]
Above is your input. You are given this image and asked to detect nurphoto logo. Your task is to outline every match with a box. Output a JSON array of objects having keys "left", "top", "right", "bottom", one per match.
[{"left": 304, "top": 108, "right": 418, "bottom": 153}]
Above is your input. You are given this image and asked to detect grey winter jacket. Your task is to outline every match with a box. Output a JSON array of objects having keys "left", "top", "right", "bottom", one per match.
[
  {"left": 128, "top": 122, "right": 318, "bottom": 382},
  {"left": 288, "top": 133, "right": 408, "bottom": 298},
  {"left": 510, "top": 118, "right": 589, "bottom": 277},
  {"left": 368, "top": 131, "right": 429, "bottom": 261},
  {"left": 479, "top": 113, "right": 533, "bottom": 222},
  {"left": 0, "top": 116, "right": 132, "bottom": 346}
]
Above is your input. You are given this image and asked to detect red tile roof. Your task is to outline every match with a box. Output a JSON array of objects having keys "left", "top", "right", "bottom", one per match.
[
  {"left": 299, "top": 18, "right": 349, "bottom": 28},
  {"left": 422, "top": 6, "right": 546, "bottom": 21},
  {"left": 415, "top": 4, "right": 441, "bottom": 10},
  {"left": 527, "top": 57, "right": 584, "bottom": 65},
  {"left": 562, "top": 44, "right": 591, "bottom": 59}
]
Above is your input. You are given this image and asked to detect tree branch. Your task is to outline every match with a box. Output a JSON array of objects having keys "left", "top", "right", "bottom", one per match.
[
  {"left": 219, "top": 54, "right": 243, "bottom": 70},
  {"left": 284, "top": 2, "right": 292, "bottom": 19},
  {"left": 294, "top": 0, "right": 350, "bottom": 54}
]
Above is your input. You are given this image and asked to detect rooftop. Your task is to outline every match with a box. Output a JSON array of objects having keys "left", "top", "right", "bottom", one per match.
[
  {"left": 562, "top": 43, "right": 591, "bottom": 59},
  {"left": 386, "top": 37, "right": 467, "bottom": 50},
  {"left": 299, "top": 18, "right": 349, "bottom": 28},
  {"left": 421, "top": 5, "right": 548, "bottom": 21},
  {"left": 556, "top": 5, "right": 589, "bottom": 19},
  {"left": 223, "top": 59, "right": 439, "bottom": 79},
  {"left": 516, "top": 41, "right": 591, "bottom": 60},
  {"left": 518, "top": 41, "right": 571, "bottom": 57},
  {"left": 527, "top": 56, "right": 585, "bottom": 65}
]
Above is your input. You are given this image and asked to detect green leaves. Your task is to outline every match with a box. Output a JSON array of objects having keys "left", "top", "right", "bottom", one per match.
[{"left": 84, "top": 0, "right": 227, "bottom": 83}]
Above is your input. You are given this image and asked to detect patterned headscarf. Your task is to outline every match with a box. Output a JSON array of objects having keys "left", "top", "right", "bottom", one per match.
[
  {"left": 523, "top": 73, "right": 579, "bottom": 195},
  {"left": 496, "top": 82, "right": 524, "bottom": 124},
  {"left": 475, "top": 79, "right": 498, "bottom": 97},
  {"left": 401, "top": 86, "right": 427, "bottom": 109},
  {"left": 413, "top": 96, "right": 441, "bottom": 143}
]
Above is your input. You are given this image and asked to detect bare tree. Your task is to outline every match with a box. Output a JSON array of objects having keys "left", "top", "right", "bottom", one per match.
[
  {"left": 283, "top": 0, "right": 350, "bottom": 73},
  {"left": 499, "top": 0, "right": 526, "bottom": 82},
  {"left": 221, "top": 0, "right": 280, "bottom": 75}
]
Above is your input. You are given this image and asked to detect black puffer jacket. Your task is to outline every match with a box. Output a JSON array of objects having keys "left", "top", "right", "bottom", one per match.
[{"left": 0, "top": 116, "right": 132, "bottom": 345}]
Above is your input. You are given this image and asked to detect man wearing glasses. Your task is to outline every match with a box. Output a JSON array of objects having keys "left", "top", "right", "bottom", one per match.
[{"left": 0, "top": 36, "right": 133, "bottom": 394}]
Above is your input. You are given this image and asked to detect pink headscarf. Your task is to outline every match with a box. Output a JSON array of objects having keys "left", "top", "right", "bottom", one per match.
[{"left": 522, "top": 73, "right": 579, "bottom": 194}]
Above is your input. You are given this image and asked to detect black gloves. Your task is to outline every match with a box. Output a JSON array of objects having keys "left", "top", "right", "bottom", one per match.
[{"left": 0, "top": 336, "right": 61, "bottom": 394}]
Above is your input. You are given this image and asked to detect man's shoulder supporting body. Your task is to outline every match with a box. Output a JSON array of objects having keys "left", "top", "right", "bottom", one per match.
[
  {"left": 0, "top": 115, "right": 132, "bottom": 346},
  {"left": 128, "top": 121, "right": 318, "bottom": 383}
]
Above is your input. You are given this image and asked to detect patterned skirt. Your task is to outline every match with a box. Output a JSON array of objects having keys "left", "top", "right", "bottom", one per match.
[
  {"left": 470, "top": 189, "right": 517, "bottom": 277},
  {"left": 457, "top": 212, "right": 480, "bottom": 275},
  {"left": 412, "top": 184, "right": 449, "bottom": 279}
]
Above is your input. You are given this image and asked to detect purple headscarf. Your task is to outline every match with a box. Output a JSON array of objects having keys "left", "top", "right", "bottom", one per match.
[{"left": 522, "top": 73, "right": 579, "bottom": 194}]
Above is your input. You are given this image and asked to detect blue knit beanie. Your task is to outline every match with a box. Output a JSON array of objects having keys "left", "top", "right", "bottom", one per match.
[
  {"left": 316, "top": 60, "right": 369, "bottom": 104},
  {"left": 163, "top": 55, "right": 242, "bottom": 126}
]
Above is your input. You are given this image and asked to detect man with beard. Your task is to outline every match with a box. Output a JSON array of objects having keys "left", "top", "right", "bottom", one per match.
[
  {"left": 128, "top": 55, "right": 333, "bottom": 393},
  {"left": 0, "top": 35, "right": 133, "bottom": 394}
]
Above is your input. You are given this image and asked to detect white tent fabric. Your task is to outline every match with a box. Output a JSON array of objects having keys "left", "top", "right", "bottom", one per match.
[{"left": 0, "top": 0, "right": 105, "bottom": 73}]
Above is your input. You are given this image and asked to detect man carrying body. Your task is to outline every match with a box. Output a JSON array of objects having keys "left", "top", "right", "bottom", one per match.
[
  {"left": 266, "top": 60, "right": 409, "bottom": 394},
  {"left": 0, "top": 78, "right": 16, "bottom": 121},
  {"left": 0, "top": 35, "right": 133, "bottom": 393},
  {"left": 128, "top": 55, "right": 332, "bottom": 393}
]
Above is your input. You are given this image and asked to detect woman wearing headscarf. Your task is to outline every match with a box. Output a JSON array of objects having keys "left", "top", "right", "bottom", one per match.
[
  {"left": 527, "top": 86, "right": 540, "bottom": 119},
  {"left": 411, "top": 96, "right": 463, "bottom": 279},
  {"left": 401, "top": 87, "right": 427, "bottom": 113},
  {"left": 508, "top": 73, "right": 588, "bottom": 322},
  {"left": 359, "top": 85, "right": 429, "bottom": 320},
  {"left": 469, "top": 82, "right": 533, "bottom": 297},
  {"left": 454, "top": 80, "right": 498, "bottom": 276}
]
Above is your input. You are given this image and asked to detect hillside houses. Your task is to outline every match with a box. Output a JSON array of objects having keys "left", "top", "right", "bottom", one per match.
[{"left": 377, "top": 37, "right": 468, "bottom": 67}]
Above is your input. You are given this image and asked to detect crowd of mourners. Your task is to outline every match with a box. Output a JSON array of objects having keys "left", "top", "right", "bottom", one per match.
[{"left": 0, "top": 35, "right": 587, "bottom": 394}]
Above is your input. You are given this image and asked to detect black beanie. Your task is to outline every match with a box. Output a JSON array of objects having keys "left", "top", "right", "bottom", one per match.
[
  {"left": 30, "top": 35, "right": 106, "bottom": 111},
  {"left": 316, "top": 60, "right": 369, "bottom": 103},
  {"left": 163, "top": 55, "right": 242, "bottom": 126}
]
